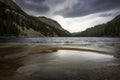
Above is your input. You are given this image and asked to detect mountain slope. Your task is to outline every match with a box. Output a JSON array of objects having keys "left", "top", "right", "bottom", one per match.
[
  {"left": 75, "top": 15, "right": 120, "bottom": 37},
  {"left": 0, "top": 0, "right": 71, "bottom": 37},
  {"left": 38, "top": 16, "right": 71, "bottom": 37}
]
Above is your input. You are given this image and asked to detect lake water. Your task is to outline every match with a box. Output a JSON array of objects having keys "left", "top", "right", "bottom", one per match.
[
  {"left": 0, "top": 37, "right": 120, "bottom": 80},
  {"left": 0, "top": 37, "right": 120, "bottom": 43},
  {"left": 11, "top": 50, "right": 120, "bottom": 80},
  {"left": 0, "top": 37, "right": 119, "bottom": 55}
]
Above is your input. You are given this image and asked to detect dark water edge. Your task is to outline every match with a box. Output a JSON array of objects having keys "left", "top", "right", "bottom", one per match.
[
  {"left": 0, "top": 48, "right": 120, "bottom": 80},
  {"left": 0, "top": 37, "right": 120, "bottom": 80}
]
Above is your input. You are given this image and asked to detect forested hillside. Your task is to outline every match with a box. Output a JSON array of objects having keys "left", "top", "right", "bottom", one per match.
[
  {"left": 0, "top": 0, "right": 71, "bottom": 37},
  {"left": 75, "top": 15, "right": 120, "bottom": 37}
]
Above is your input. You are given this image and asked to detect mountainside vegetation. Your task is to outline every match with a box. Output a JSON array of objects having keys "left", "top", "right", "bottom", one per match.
[
  {"left": 0, "top": 0, "right": 71, "bottom": 37},
  {"left": 75, "top": 15, "right": 120, "bottom": 37},
  {"left": 38, "top": 16, "right": 71, "bottom": 37}
]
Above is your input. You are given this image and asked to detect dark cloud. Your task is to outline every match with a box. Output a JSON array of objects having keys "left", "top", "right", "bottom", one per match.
[
  {"left": 44, "top": 0, "right": 65, "bottom": 6},
  {"left": 14, "top": 0, "right": 50, "bottom": 14},
  {"left": 14, "top": 0, "right": 120, "bottom": 17},
  {"left": 99, "top": 10, "right": 120, "bottom": 18},
  {"left": 100, "top": 13, "right": 113, "bottom": 17},
  {"left": 56, "top": 0, "right": 120, "bottom": 17}
]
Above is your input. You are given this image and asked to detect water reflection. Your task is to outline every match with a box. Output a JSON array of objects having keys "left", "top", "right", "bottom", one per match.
[
  {"left": 0, "top": 38, "right": 120, "bottom": 80},
  {"left": 11, "top": 50, "right": 120, "bottom": 80}
]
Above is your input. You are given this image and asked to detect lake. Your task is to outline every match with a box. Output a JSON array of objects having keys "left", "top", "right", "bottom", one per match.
[
  {"left": 0, "top": 37, "right": 120, "bottom": 43},
  {"left": 0, "top": 37, "right": 120, "bottom": 80}
]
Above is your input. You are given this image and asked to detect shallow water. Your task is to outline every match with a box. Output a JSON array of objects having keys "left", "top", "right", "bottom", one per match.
[
  {"left": 0, "top": 37, "right": 120, "bottom": 80},
  {"left": 0, "top": 37, "right": 119, "bottom": 56},
  {"left": 11, "top": 50, "right": 120, "bottom": 80}
]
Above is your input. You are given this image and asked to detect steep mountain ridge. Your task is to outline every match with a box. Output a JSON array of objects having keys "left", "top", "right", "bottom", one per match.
[{"left": 0, "top": 0, "right": 72, "bottom": 37}]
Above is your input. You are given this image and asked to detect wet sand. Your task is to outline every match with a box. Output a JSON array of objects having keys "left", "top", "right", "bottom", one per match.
[{"left": 0, "top": 43, "right": 120, "bottom": 80}]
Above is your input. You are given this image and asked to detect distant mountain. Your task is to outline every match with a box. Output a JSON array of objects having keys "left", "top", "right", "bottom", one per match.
[
  {"left": 75, "top": 15, "right": 120, "bottom": 37},
  {"left": 0, "top": 0, "right": 71, "bottom": 37}
]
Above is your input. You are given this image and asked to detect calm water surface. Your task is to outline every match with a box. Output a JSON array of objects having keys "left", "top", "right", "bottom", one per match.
[
  {"left": 0, "top": 37, "right": 120, "bottom": 80},
  {"left": 11, "top": 50, "right": 120, "bottom": 80}
]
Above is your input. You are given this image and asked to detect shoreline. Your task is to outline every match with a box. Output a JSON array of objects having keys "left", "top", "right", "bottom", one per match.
[
  {"left": 0, "top": 43, "right": 119, "bottom": 59},
  {"left": 0, "top": 43, "right": 120, "bottom": 80}
]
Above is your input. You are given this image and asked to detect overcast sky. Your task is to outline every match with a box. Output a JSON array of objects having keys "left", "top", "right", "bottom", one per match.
[{"left": 14, "top": 0, "right": 120, "bottom": 33}]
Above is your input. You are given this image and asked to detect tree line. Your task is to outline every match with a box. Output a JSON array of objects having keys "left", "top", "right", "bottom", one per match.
[{"left": 76, "top": 15, "right": 120, "bottom": 37}]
